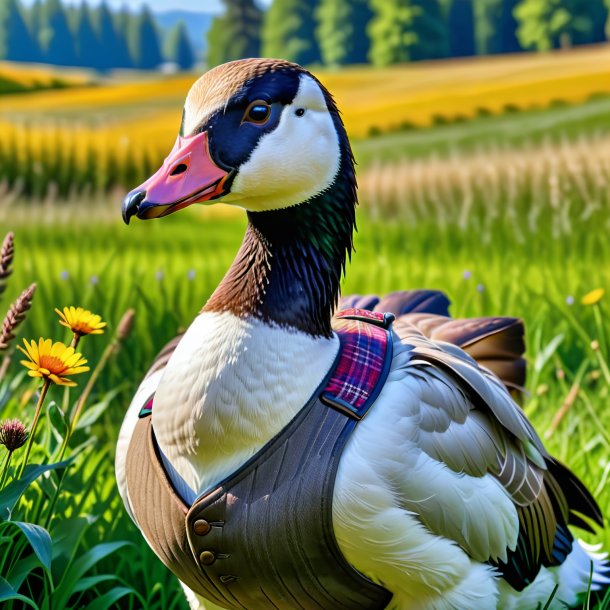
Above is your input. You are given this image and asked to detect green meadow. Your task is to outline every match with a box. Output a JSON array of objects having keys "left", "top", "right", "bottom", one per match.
[{"left": 1, "top": 73, "right": 610, "bottom": 608}]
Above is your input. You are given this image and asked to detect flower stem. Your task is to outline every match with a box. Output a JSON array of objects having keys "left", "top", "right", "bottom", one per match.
[
  {"left": 0, "top": 450, "right": 12, "bottom": 489},
  {"left": 46, "top": 339, "right": 119, "bottom": 528},
  {"left": 17, "top": 379, "right": 51, "bottom": 479}
]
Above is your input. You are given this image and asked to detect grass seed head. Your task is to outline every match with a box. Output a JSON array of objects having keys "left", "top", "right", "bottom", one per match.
[
  {"left": 0, "top": 232, "right": 15, "bottom": 300},
  {"left": 0, "top": 284, "right": 36, "bottom": 352}
]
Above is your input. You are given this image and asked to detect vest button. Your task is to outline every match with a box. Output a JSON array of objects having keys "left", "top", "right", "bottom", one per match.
[
  {"left": 193, "top": 519, "right": 211, "bottom": 536},
  {"left": 200, "top": 550, "right": 216, "bottom": 566}
]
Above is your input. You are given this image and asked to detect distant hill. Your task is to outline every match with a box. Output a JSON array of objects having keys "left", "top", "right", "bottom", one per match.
[{"left": 155, "top": 10, "right": 214, "bottom": 56}]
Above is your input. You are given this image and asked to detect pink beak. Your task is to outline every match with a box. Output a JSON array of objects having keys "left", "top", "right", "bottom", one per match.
[{"left": 122, "top": 131, "right": 230, "bottom": 223}]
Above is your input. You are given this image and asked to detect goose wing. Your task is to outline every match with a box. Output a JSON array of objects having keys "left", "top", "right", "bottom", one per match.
[{"left": 394, "top": 322, "right": 601, "bottom": 590}]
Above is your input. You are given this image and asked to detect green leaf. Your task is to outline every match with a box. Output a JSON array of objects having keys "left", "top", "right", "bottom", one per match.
[
  {"left": 52, "top": 541, "right": 130, "bottom": 609},
  {"left": 5, "top": 554, "right": 40, "bottom": 591},
  {"left": 75, "top": 388, "right": 122, "bottom": 431},
  {"left": 534, "top": 333, "right": 564, "bottom": 373},
  {"left": 73, "top": 574, "right": 118, "bottom": 593},
  {"left": 0, "top": 576, "right": 40, "bottom": 609},
  {"left": 50, "top": 515, "right": 96, "bottom": 571},
  {"left": 84, "top": 586, "right": 134, "bottom": 610},
  {"left": 13, "top": 522, "right": 52, "bottom": 573},
  {"left": 47, "top": 401, "right": 68, "bottom": 437},
  {"left": 0, "top": 459, "right": 74, "bottom": 519}
]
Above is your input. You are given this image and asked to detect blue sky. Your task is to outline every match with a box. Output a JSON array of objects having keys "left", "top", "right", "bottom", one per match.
[{"left": 20, "top": 0, "right": 270, "bottom": 13}]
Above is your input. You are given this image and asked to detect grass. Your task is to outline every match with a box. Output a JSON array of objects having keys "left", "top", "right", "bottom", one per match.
[{"left": 0, "top": 185, "right": 608, "bottom": 607}]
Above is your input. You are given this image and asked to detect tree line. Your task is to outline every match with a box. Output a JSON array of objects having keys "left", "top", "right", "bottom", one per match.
[
  {"left": 0, "top": 0, "right": 195, "bottom": 71},
  {"left": 209, "top": 0, "right": 610, "bottom": 68}
]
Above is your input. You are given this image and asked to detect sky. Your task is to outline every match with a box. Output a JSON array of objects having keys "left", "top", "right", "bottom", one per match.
[{"left": 20, "top": 0, "right": 270, "bottom": 13}]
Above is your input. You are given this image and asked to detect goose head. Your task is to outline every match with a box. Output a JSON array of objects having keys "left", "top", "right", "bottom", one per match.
[
  {"left": 122, "top": 58, "right": 355, "bottom": 221},
  {"left": 122, "top": 59, "right": 357, "bottom": 338}
]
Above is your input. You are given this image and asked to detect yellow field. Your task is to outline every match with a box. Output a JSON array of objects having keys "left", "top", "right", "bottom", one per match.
[
  {"left": 0, "top": 61, "right": 91, "bottom": 88},
  {"left": 2, "top": 45, "right": 610, "bottom": 199}
]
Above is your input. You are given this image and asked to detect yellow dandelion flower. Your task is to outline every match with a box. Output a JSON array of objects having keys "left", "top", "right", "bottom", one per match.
[
  {"left": 581, "top": 289, "right": 605, "bottom": 306},
  {"left": 17, "top": 338, "right": 89, "bottom": 387},
  {"left": 55, "top": 306, "right": 106, "bottom": 336}
]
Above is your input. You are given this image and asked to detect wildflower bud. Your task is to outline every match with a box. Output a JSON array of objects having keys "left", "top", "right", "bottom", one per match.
[
  {"left": 591, "top": 340, "right": 600, "bottom": 352},
  {"left": 556, "top": 368, "right": 565, "bottom": 380},
  {"left": 117, "top": 309, "right": 135, "bottom": 342},
  {"left": 0, "top": 284, "right": 36, "bottom": 352},
  {"left": 536, "top": 384, "right": 548, "bottom": 396},
  {"left": 0, "top": 418, "right": 29, "bottom": 452},
  {"left": 0, "top": 232, "right": 14, "bottom": 299},
  {"left": 589, "top": 370, "right": 601, "bottom": 382}
]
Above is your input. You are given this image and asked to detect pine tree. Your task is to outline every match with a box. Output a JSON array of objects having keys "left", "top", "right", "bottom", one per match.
[
  {"left": 448, "top": 0, "right": 476, "bottom": 57},
  {"left": 262, "top": 0, "right": 320, "bottom": 65},
  {"left": 368, "top": 0, "right": 416, "bottom": 66},
  {"left": 207, "top": 0, "right": 262, "bottom": 67},
  {"left": 96, "top": 1, "right": 132, "bottom": 70},
  {"left": 114, "top": 5, "right": 135, "bottom": 68},
  {"left": 316, "top": 0, "right": 373, "bottom": 66},
  {"left": 411, "top": 0, "right": 449, "bottom": 61},
  {"left": 498, "top": 0, "right": 522, "bottom": 52},
  {"left": 0, "top": 0, "right": 42, "bottom": 62},
  {"left": 129, "top": 5, "right": 163, "bottom": 70},
  {"left": 569, "top": 0, "right": 608, "bottom": 45},
  {"left": 74, "top": 1, "right": 102, "bottom": 69},
  {"left": 40, "top": 0, "right": 78, "bottom": 66},
  {"left": 165, "top": 21, "right": 195, "bottom": 70},
  {"left": 476, "top": 0, "right": 502, "bottom": 55},
  {"left": 28, "top": 0, "right": 44, "bottom": 43}
]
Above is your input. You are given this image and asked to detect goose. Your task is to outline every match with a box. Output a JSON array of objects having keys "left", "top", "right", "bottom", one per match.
[{"left": 115, "top": 58, "right": 609, "bottom": 610}]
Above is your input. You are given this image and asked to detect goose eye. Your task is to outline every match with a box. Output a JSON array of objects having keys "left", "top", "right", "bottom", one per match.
[{"left": 243, "top": 100, "right": 271, "bottom": 125}]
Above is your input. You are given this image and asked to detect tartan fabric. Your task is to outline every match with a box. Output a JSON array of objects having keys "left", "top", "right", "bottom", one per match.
[
  {"left": 138, "top": 396, "right": 154, "bottom": 418},
  {"left": 323, "top": 309, "right": 392, "bottom": 419},
  {"left": 139, "top": 309, "right": 393, "bottom": 420}
]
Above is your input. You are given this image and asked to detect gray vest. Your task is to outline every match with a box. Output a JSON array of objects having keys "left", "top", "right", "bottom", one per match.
[{"left": 125, "top": 311, "right": 394, "bottom": 610}]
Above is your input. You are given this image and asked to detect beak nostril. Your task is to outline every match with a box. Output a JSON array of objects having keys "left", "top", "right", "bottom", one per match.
[{"left": 170, "top": 163, "right": 188, "bottom": 176}]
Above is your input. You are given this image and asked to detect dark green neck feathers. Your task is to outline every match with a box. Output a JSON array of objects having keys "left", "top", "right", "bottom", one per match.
[{"left": 204, "top": 129, "right": 357, "bottom": 338}]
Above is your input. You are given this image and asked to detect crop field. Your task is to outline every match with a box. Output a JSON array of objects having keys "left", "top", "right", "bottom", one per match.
[
  {"left": 0, "top": 52, "right": 610, "bottom": 608},
  {"left": 2, "top": 45, "right": 610, "bottom": 199}
]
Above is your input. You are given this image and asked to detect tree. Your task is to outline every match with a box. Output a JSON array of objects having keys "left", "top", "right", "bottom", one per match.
[
  {"left": 113, "top": 4, "right": 135, "bottom": 67},
  {"left": 571, "top": 0, "right": 608, "bottom": 44},
  {"left": 410, "top": 0, "right": 449, "bottom": 61},
  {"left": 28, "top": 0, "right": 44, "bottom": 43},
  {"left": 74, "top": 1, "right": 102, "bottom": 68},
  {"left": 448, "top": 0, "right": 476, "bottom": 57},
  {"left": 514, "top": 0, "right": 606, "bottom": 50},
  {"left": 207, "top": 0, "right": 262, "bottom": 67},
  {"left": 498, "top": 0, "right": 522, "bottom": 53},
  {"left": 475, "top": 0, "right": 502, "bottom": 55},
  {"left": 262, "top": 0, "right": 320, "bottom": 65},
  {"left": 96, "top": 1, "right": 132, "bottom": 70},
  {"left": 368, "top": 0, "right": 416, "bottom": 66},
  {"left": 0, "top": 0, "right": 42, "bottom": 62},
  {"left": 316, "top": 0, "right": 373, "bottom": 66},
  {"left": 165, "top": 21, "right": 195, "bottom": 70},
  {"left": 368, "top": 0, "right": 448, "bottom": 66},
  {"left": 39, "top": 0, "right": 78, "bottom": 66},
  {"left": 129, "top": 5, "right": 163, "bottom": 70}
]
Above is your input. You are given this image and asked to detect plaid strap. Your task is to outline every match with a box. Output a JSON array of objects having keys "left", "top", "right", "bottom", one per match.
[
  {"left": 322, "top": 309, "right": 394, "bottom": 420},
  {"left": 139, "top": 309, "right": 394, "bottom": 420},
  {"left": 138, "top": 396, "right": 154, "bottom": 418}
]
